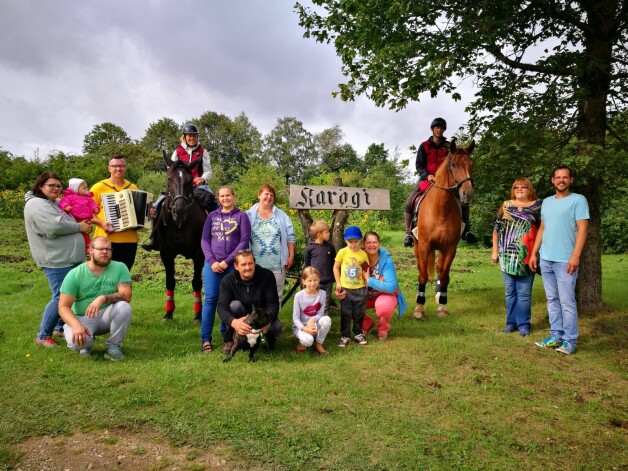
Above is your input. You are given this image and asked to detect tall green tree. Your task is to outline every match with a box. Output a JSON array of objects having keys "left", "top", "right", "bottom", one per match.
[
  {"left": 264, "top": 117, "right": 317, "bottom": 184},
  {"left": 141, "top": 117, "right": 181, "bottom": 153},
  {"left": 82, "top": 122, "right": 132, "bottom": 156},
  {"left": 304, "top": 125, "right": 361, "bottom": 180},
  {"left": 297, "top": 0, "right": 628, "bottom": 312},
  {"left": 194, "top": 111, "right": 259, "bottom": 182},
  {"left": 363, "top": 143, "right": 388, "bottom": 170}
]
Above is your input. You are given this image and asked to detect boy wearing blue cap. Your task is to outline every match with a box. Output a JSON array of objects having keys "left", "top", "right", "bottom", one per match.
[{"left": 333, "top": 226, "right": 369, "bottom": 347}]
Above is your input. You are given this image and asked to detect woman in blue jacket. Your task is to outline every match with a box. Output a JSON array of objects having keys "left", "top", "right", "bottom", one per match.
[
  {"left": 246, "top": 184, "right": 296, "bottom": 304},
  {"left": 361, "top": 231, "right": 407, "bottom": 340}
]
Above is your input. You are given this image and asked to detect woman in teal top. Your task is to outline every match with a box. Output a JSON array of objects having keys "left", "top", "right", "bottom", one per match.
[{"left": 492, "top": 177, "right": 542, "bottom": 336}]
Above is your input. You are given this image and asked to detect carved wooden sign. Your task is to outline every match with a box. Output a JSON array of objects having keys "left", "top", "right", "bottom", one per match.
[{"left": 289, "top": 185, "right": 390, "bottom": 210}]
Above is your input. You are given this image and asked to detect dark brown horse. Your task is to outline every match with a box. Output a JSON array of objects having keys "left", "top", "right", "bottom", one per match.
[
  {"left": 412, "top": 139, "right": 475, "bottom": 319},
  {"left": 158, "top": 151, "right": 212, "bottom": 321}
]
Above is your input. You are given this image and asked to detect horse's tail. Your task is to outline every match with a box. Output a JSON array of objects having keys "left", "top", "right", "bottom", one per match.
[{"left": 427, "top": 250, "right": 436, "bottom": 280}]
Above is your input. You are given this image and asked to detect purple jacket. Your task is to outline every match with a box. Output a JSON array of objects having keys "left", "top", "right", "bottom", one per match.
[{"left": 201, "top": 207, "right": 251, "bottom": 266}]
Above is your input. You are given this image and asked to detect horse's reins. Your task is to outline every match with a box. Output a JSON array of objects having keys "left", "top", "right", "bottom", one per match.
[{"left": 430, "top": 154, "right": 474, "bottom": 192}]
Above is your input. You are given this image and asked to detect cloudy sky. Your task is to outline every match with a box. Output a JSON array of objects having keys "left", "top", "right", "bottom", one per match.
[{"left": 0, "top": 0, "right": 472, "bottom": 163}]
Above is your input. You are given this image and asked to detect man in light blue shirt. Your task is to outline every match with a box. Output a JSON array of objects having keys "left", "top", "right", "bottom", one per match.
[{"left": 529, "top": 166, "right": 589, "bottom": 355}]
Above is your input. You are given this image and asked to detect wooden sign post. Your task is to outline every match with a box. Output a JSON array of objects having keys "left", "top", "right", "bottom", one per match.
[{"left": 289, "top": 185, "right": 390, "bottom": 211}]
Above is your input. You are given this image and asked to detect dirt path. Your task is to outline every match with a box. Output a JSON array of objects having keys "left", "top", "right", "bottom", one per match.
[{"left": 14, "top": 429, "right": 240, "bottom": 470}]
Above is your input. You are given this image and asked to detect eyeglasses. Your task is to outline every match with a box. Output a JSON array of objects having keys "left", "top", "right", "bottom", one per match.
[
  {"left": 109, "top": 165, "right": 126, "bottom": 169},
  {"left": 44, "top": 184, "right": 62, "bottom": 189},
  {"left": 514, "top": 186, "right": 529, "bottom": 190},
  {"left": 91, "top": 247, "right": 112, "bottom": 252}
]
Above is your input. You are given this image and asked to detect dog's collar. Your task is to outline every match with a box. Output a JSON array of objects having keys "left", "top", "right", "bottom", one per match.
[{"left": 250, "top": 329, "right": 267, "bottom": 346}]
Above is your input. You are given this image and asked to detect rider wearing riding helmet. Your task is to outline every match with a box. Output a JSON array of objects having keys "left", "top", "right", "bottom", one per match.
[
  {"left": 142, "top": 123, "right": 213, "bottom": 251},
  {"left": 403, "top": 117, "right": 476, "bottom": 247}
]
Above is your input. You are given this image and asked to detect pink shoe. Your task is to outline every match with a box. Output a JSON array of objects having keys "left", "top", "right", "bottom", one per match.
[
  {"left": 35, "top": 337, "right": 58, "bottom": 348},
  {"left": 377, "top": 331, "right": 388, "bottom": 340}
]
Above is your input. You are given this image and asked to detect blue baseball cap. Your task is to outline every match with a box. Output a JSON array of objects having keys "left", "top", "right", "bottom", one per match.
[{"left": 343, "top": 226, "right": 362, "bottom": 240}]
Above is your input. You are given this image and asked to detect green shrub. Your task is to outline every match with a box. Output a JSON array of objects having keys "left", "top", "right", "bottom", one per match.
[{"left": 0, "top": 188, "right": 26, "bottom": 218}]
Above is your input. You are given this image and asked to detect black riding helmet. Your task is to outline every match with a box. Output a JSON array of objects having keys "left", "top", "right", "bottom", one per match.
[
  {"left": 430, "top": 117, "right": 447, "bottom": 130},
  {"left": 182, "top": 123, "right": 199, "bottom": 135}
]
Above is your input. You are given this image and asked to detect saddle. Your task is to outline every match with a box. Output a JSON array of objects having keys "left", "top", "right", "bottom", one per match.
[{"left": 410, "top": 187, "right": 431, "bottom": 240}]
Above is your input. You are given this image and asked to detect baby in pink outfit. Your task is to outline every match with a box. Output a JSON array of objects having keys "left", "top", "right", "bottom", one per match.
[{"left": 59, "top": 178, "right": 100, "bottom": 254}]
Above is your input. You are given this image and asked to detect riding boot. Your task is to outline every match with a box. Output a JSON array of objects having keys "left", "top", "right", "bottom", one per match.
[
  {"left": 403, "top": 213, "right": 414, "bottom": 247},
  {"left": 141, "top": 204, "right": 162, "bottom": 251},
  {"left": 460, "top": 204, "right": 477, "bottom": 244}
]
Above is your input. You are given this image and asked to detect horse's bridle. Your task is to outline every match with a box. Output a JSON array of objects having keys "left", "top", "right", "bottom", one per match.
[
  {"left": 431, "top": 154, "right": 474, "bottom": 192},
  {"left": 165, "top": 188, "right": 195, "bottom": 227}
]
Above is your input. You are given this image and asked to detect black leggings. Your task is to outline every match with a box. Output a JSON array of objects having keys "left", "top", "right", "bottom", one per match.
[
  {"left": 405, "top": 180, "right": 422, "bottom": 215},
  {"left": 112, "top": 242, "right": 137, "bottom": 271}
]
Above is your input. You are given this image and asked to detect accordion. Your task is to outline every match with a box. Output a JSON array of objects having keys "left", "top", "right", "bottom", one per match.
[{"left": 102, "top": 190, "right": 153, "bottom": 232}]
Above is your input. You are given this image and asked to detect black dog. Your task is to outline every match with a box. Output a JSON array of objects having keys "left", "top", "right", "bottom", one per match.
[{"left": 223, "top": 306, "right": 273, "bottom": 363}]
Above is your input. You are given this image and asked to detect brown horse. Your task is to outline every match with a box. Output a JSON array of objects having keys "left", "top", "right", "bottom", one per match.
[{"left": 412, "top": 139, "right": 475, "bottom": 319}]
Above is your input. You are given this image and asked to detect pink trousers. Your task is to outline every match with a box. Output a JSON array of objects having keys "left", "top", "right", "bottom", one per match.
[{"left": 362, "top": 293, "right": 397, "bottom": 334}]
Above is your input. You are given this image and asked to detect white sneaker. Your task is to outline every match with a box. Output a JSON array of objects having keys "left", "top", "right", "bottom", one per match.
[{"left": 338, "top": 337, "right": 350, "bottom": 348}]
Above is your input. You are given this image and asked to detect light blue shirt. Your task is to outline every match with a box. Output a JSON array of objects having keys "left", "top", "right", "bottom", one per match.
[{"left": 539, "top": 193, "right": 589, "bottom": 263}]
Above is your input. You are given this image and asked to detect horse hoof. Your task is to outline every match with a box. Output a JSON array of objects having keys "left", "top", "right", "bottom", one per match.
[
  {"left": 413, "top": 306, "right": 425, "bottom": 320},
  {"left": 437, "top": 308, "right": 448, "bottom": 318}
]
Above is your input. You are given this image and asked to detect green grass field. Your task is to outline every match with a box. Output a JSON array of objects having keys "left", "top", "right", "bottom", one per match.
[{"left": 0, "top": 218, "right": 626, "bottom": 470}]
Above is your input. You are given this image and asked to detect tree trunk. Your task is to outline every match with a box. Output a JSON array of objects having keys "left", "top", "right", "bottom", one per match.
[
  {"left": 296, "top": 209, "right": 313, "bottom": 243},
  {"left": 573, "top": 8, "right": 612, "bottom": 313},
  {"left": 331, "top": 209, "right": 349, "bottom": 253},
  {"left": 330, "top": 178, "right": 349, "bottom": 252}
]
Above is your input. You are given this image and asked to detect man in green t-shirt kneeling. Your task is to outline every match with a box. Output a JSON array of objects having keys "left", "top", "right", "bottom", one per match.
[{"left": 59, "top": 236, "right": 133, "bottom": 361}]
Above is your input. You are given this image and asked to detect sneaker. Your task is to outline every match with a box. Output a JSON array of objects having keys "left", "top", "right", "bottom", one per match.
[
  {"left": 518, "top": 327, "right": 530, "bottom": 337},
  {"left": 377, "top": 331, "right": 388, "bottom": 340},
  {"left": 104, "top": 346, "right": 125, "bottom": 361},
  {"left": 535, "top": 336, "right": 561, "bottom": 348},
  {"left": 354, "top": 334, "right": 368, "bottom": 345},
  {"left": 556, "top": 341, "right": 576, "bottom": 355},
  {"left": 338, "top": 337, "right": 350, "bottom": 348},
  {"left": 79, "top": 348, "right": 92, "bottom": 358},
  {"left": 502, "top": 325, "right": 517, "bottom": 334},
  {"left": 403, "top": 233, "right": 414, "bottom": 247},
  {"left": 35, "top": 337, "right": 58, "bottom": 348}
]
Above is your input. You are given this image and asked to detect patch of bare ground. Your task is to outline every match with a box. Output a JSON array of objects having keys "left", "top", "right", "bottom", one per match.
[{"left": 15, "top": 429, "right": 243, "bottom": 471}]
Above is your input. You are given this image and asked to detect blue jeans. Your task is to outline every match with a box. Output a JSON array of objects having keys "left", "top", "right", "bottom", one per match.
[
  {"left": 540, "top": 259, "right": 579, "bottom": 343},
  {"left": 201, "top": 262, "right": 234, "bottom": 343},
  {"left": 501, "top": 271, "right": 534, "bottom": 330},
  {"left": 38, "top": 265, "right": 77, "bottom": 340}
]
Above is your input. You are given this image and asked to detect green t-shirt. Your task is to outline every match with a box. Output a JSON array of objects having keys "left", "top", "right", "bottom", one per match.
[{"left": 60, "top": 261, "right": 131, "bottom": 316}]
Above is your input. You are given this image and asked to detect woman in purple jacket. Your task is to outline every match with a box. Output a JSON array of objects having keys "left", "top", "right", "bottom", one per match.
[{"left": 200, "top": 186, "right": 251, "bottom": 352}]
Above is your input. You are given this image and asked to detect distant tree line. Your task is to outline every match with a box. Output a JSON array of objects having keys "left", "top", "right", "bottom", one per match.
[
  {"left": 0, "top": 111, "right": 412, "bottom": 240},
  {"left": 1, "top": 110, "right": 626, "bottom": 254}
]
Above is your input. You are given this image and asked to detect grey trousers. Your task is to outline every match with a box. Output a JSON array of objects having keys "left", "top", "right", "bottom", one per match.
[{"left": 64, "top": 301, "right": 133, "bottom": 350}]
